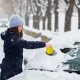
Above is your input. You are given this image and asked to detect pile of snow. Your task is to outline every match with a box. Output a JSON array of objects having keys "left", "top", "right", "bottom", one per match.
[
  {"left": 25, "top": 48, "right": 74, "bottom": 71},
  {"left": 49, "top": 30, "right": 80, "bottom": 49},
  {"left": 9, "top": 69, "right": 80, "bottom": 80}
]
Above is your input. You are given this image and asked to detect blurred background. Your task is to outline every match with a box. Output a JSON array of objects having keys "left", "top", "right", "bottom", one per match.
[{"left": 0, "top": 0, "right": 79, "bottom": 34}]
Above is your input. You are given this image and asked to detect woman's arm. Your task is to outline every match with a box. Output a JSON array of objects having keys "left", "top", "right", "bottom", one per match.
[
  {"left": 21, "top": 40, "right": 46, "bottom": 49},
  {"left": 10, "top": 36, "right": 46, "bottom": 49}
]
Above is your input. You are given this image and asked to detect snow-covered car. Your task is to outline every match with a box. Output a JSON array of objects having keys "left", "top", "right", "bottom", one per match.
[
  {"left": 8, "top": 42, "right": 80, "bottom": 80},
  {"left": 0, "top": 19, "right": 8, "bottom": 27}
]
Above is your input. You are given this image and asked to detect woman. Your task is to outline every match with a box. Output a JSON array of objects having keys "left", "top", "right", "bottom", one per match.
[{"left": 0, "top": 15, "right": 51, "bottom": 80}]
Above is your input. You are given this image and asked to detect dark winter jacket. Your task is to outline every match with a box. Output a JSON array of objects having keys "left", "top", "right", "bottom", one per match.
[
  {"left": 0, "top": 29, "right": 45, "bottom": 79},
  {"left": 1, "top": 29, "right": 45, "bottom": 58}
]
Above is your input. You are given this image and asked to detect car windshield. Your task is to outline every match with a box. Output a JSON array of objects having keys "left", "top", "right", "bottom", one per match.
[{"left": 63, "top": 42, "right": 80, "bottom": 71}]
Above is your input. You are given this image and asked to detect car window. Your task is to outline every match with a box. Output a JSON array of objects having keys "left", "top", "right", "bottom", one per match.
[
  {"left": 66, "top": 42, "right": 80, "bottom": 57},
  {"left": 63, "top": 42, "right": 80, "bottom": 71}
]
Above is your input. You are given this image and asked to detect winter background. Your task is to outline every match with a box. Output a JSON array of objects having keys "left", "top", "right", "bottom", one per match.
[{"left": 0, "top": 0, "right": 80, "bottom": 80}]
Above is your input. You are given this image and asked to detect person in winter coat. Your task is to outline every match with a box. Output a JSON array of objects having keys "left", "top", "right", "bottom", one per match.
[{"left": 0, "top": 15, "right": 51, "bottom": 80}]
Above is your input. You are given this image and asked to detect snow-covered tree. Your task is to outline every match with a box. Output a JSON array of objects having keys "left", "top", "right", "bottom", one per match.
[
  {"left": 40, "top": 0, "right": 48, "bottom": 30},
  {"left": 25, "top": 0, "right": 31, "bottom": 26},
  {"left": 32, "top": 0, "right": 41, "bottom": 30},
  {"left": 26, "top": 0, "right": 41, "bottom": 29},
  {"left": 75, "top": 0, "right": 80, "bottom": 29},
  {"left": 1, "top": 0, "right": 26, "bottom": 18},
  {"left": 1, "top": 0, "right": 14, "bottom": 17},
  {"left": 1, "top": 0, "right": 78, "bottom": 33}
]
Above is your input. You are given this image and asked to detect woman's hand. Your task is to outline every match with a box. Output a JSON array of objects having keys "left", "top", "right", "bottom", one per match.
[
  {"left": 46, "top": 43, "right": 55, "bottom": 55},
  {"left": 46, "top": 43, "right": 51, "bottom": 48}
]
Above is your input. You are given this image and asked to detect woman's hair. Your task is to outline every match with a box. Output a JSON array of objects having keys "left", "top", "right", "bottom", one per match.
[{"left": 9, "top": 27, "right": 23, "bottom": 38}]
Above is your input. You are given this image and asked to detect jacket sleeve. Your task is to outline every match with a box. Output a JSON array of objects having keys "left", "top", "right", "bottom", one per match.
[{"left": 10, "top": 36, "right": 46, "bottom": 49}]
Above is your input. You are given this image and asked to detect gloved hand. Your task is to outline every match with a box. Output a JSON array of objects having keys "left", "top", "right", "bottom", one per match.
[{"left": 46, "top": 43, "right": 55, "bottom": 55}]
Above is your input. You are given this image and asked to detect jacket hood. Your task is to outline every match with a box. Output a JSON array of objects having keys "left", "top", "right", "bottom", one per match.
[{"left": 1, "top": 29, "right": 11, "bottom": 41}]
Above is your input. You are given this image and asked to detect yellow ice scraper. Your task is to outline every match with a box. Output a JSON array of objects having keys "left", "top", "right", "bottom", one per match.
[{"left": 46, "top": 45, "right": 55, "bottom": 55}]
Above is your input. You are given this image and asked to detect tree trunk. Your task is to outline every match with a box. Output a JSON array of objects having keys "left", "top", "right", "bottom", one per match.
[
  {"left": 76, "top": 0, "right": 80, "bottom": 29},
  {"left": 46, "top": 0, "right": 52, "bottom": 30},
  {"left": 64, "top": 0, "right": 75, "bottom": 32},
  {"left": 47, "top": 12, "right": 51, "bottom": 30},
  {"left": 25, "top": 0, "right": 29, "bottom": 26},
  {"left": 43, "top": 16, "right": 46, "bottom": 30},
  {"left": 25, "top": 14, "right": 29, "bottom": 26},
  {"left": 54, "top": 0, "right": 59, "bottom": 32},
  {"left": 19, "top": 0, "right": 23, "bottom": 17},
  {"left": 78, "top": 9, "right": 80, "bottom": 29},
  {"left": 33, "top": 15, "right": 40, "bottom": 29}
]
